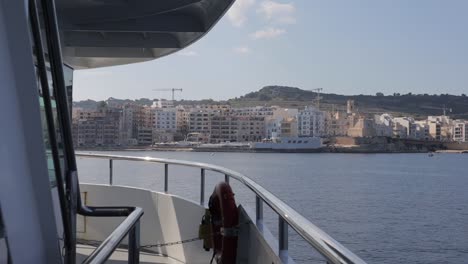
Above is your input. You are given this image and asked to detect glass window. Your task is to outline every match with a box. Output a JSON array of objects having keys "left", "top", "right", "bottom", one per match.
[{"left": 36, "top": 64, "right": 73, "bottom": 187}]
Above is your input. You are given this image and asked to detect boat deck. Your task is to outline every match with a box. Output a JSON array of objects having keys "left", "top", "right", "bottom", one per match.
[{"left": 76, "top": 244, "right": 183, "bottom": 264}]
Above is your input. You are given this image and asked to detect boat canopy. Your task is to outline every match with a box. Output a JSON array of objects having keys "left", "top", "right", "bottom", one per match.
[{"left": 56, "top": 0, "right": 234, "bottom": 68}]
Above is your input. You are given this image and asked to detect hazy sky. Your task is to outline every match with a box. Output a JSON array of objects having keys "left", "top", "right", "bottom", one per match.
[{"left": 73, "top": 0, "right": 468, "bottom": 101}]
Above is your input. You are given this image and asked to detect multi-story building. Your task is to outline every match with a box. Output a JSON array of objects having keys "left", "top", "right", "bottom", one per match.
[
  {"left": 72, "top": 107, "right": 122, "bottom": 147},
  {"left": 136, "top": 127, "right": 153, "bottom": 145},
  {"left": 428, "top": 115, "right": 452, "bottom": 140},
  {"left": 188, "top": 109, "right": 221, "bottom": 137},
  {"left": 347, "top": 116, "right": 375, "bottom": 137},
  {"left": 452, "top": 120, "right": 468, "bottom": 142},
  {"left": 265, "top": 117, "right": 282, "bottom": 139},
  {"left": 428, "top": 121, "right": 441, "bottom": 141},
  {"left": 236, "top": 116, "right": 265, "bottom": 142},
  {"left": 413, "top": 121, "right": 430, "bottom": 140},
  {"left": 298, "top": 106, "right": 325, "bottom": 137},
  {"left": 374, "top": 114, "right": 394, "bottom": 137},
  {"left": 152, "top": 99, "right": 174, "bottom": 109},
  {"left": 326, "top": 111, "right": 349, "bottom": 136},
  {"left": 210, "top": 116, "right": 239, "bottom": 143},
  {"left": 120, "top": 104, "right": 154, "bottom": 145},
  {"left": 393, "top": 117, "right": 415, "bottom": 139},
  {"left": 280, "top": 117, "right": 298, "bottom": 137},
  {"left": 210, "top": 116, "right": 265, "bottom": 143},
  {"left": 152, "top": 108, "right": 177, "bottom": 132},
  {"left": 232, "top": 106, "right": 274, "bottom": 117}
]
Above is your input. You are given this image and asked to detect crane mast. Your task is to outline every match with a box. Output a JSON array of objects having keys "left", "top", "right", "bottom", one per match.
[{"left": 152, "top": 88, "right": 183, "bottom": 101}]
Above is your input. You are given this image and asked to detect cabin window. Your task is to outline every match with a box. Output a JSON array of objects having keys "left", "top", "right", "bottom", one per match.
[{"left": 36, "top": 64, "right": 73, "bottom": 187}]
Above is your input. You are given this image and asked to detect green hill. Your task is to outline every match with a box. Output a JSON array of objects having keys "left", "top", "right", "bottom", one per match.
[
  {"left": 73, "top": 86, "right": 468, "bottom": 119},
  {"left": 228, "top": 86, "right": 468, "bottom": 119}
]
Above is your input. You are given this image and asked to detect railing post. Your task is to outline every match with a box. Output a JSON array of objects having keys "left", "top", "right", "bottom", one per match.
[
  {"left": 200, "top": 169, "right": 205, "bottom": 206},
  {"left": 109, "top": 159, "right": 113, "bottom": 185},
  {"left": 128, "top": 220, "right": 140, "bottom": 264},
  {"left": 256, "top": 195, "right": 263, "bottom": 225},
  {"left": 278, "top": 216, "right": 288, "bottom": 262},
  {"left": 225, "top": 174, "right": 229, "bottom": 184},
  {"left": 164, "top": 164, "right": 168, "bottom": 193}
]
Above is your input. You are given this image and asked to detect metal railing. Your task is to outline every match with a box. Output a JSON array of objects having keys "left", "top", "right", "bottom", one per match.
[
  {"left": 76, "top": 153, "right": 366, "bottom": 264},
  {"left": 81, "top": 207, "right": 143, "bottom": 264}
]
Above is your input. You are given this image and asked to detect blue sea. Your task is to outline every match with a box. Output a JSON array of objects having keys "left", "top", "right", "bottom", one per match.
[{"left": 77, "top": 151, "right": 468, "bottom": 264}]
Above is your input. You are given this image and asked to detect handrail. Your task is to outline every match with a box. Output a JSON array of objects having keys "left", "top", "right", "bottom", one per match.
[
  {"left": 76, "top": 152, "right": 367, "bottom": 264},
  {"left": 82, "top": 207, "right": 144, "bottom": 264}
]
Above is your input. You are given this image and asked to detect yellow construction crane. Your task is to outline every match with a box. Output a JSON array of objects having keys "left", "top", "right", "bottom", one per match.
[{"left": 152, "top": 88, "right": 183, "bottom": 101}]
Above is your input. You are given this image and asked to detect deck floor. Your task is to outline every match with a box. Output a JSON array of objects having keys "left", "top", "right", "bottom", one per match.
[{"left": 76, "top": 244, "right": 184, "bottom": 264}]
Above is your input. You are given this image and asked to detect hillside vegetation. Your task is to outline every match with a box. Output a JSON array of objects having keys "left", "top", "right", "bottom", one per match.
[
  {"left": 229, "top": 86, "right": 468, "bottom": 119},
  {"left": 74, "top": 86, "right": 468, "bottom": 119}
]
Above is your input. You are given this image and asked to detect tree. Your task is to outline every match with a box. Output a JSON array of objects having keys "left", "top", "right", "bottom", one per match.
[
  {"left": 376, "top": 92, "right": 384, "bottom": 96},
  {"left": 98, "top": 101, "right": 107, "bottom": 109},
  {"left": 462, "top": 94, "right": 466, "bottom": 97}
]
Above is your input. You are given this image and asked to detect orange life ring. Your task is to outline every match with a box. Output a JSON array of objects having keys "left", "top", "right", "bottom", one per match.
[{"left": 208, "top": 182, "right": 239, "bottom": 264}]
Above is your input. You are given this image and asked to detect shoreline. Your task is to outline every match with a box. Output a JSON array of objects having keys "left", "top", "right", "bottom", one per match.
[{"left": 75, "top": 146, "right": 468, "bottom": 154}]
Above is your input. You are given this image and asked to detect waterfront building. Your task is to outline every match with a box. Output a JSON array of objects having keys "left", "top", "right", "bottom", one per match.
[
  {"left": 72, "top": 107, "right": 122, "bottom": 147},
  {"left": 208, "top": 115, "right": 266, "bottom": 143},
  {"left": 280, "top": 117, "right": 298, "bottom": 138},
  {"left": 136, "top": 127, "right": 153, "bottom": 145},
  {"left": 152, "top": 107, "right": 177, "bottom": 133},
  {"left": 452, "top": 120, "right": 468, "bottom": 142},
  {"left": 413, "top": 121, "right": 430, "bottom": 140},
  {"left": 428, "top": 121, "right": 442, "bottom": 141},
  {"left": 187, "top": 109, "right": 220, "bottom": 139},
  {"left": 393, "top": 117, "right": 415, "bottom": 139},
  {"left": 210, "top": 116, "right": 239, "bottom": 143},
  {"left": 347, "top": 116, "right": 376, "bottom": 137},
  {"left": 298, "top": 106, "right": 325, "bottom": 137},
  {"left": 236, "top": 116, "right": 266, "bottom": 142},
  {"left": 326, "top": 111, "right": 349, "bottom": 136},
  {"left": 174, "top": 106, "right": 188, "bottom": 135},
  {"left": 120, "top": 104, "right": 154, "bottom": 145},
  {"left": 232, "top": 106, "right": 275, "bottom": 117},
  {"left": 265, "top": 117, "right": 282, "bottom": 139},
  {"left": 374, "top": 114, "right": 394, "bottom": 137}
]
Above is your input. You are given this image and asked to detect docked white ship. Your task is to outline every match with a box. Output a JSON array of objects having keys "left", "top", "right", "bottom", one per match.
[
  {"left": 251, "top": 137, "right": 323, "bottom": 150},
  {"left": 0, "top": 0, "right": 365, "bottom": 264}
]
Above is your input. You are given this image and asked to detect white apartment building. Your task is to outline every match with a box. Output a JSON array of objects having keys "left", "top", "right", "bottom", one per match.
[
  {"left": 297, "top": 106, "right": 325, "bottom": 137},
  {"left": 232, "top": 106, "right": 275, "bottom": 117},
  {"left": 265, "top": 117, "right": 282, "bottom": 139},
  {"left": 413, "top": 121, "right": 430, "bottom": 140},
  {"left": 374, "top": 114, "right": 393, "bottom": 137},
  {"left": 188, "top": 109, "right": 221, "bottom": 135},
  {"left": 452, "top": 120, "right": 468, "bottom": 142},
  {"left": 393, "top": 117, "right": 415, "bottom": 139},
  {"left": 152, "top": 99, "right": 174, "bottom": 109},
  {"left": 152, "top": 108, "right": 177, "bottom": 132}
]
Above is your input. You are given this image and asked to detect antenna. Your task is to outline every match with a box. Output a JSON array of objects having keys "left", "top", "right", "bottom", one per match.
[
  {"left": 152, "top": 88, "right": 183, "bottom": 101},
  {"left": 441, "top": 104, "right": 452, "bottom": 116}
]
